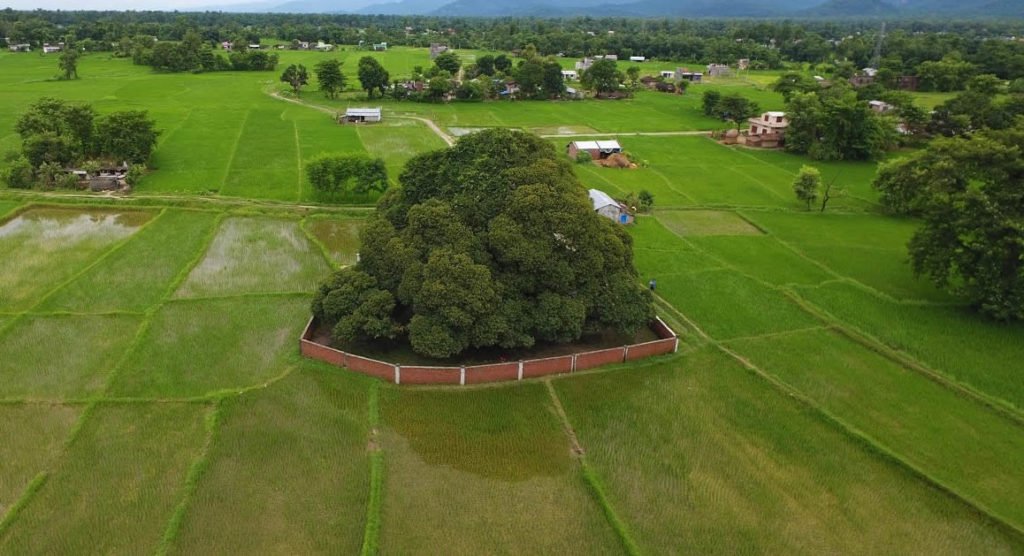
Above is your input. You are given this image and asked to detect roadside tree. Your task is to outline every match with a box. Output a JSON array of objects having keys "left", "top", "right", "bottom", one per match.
[{"left": 280, "top": 64, "right": 309, "bottom": 96}]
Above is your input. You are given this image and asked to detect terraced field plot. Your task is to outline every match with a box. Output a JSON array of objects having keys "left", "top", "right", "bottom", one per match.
[
  {"left": 554, "top": 351, "right": 1024, "bottom": 554},
  {"left": 174, "top": 217, "right": 331, "bottom": 298}
]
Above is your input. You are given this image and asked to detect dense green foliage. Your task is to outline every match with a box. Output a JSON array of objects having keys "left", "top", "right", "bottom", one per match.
[
  {"left": 306, "top": 154, "right": 389, "bottom": 198},
  {"left": 784, "top": 85, "right": 897, "bottom": 160},
  {"left": 57, "top": 47, "right": 79, "bottom": 80},
  {"left": 702, "top": 90, "right": 760, "bottom": 127},
  {"left": 357, "top": 56, "right": 390, "bottom": 98},
  {"left": 581, "top": 59, "right": 623, "bottom": 95},
  {"left": 5, "top": 98, "right": 159, "bottom": 189},
  {"left": 928, "top": 78, "right": 1024, "bottom": 136},
  {"left": 873, "top": 124, "right": 1024, "bottom": 319},
  {"left": 792, "top": 165, "right": 821, "bottom": 210},
  {"left": 131, "top": 30, "right": 278, "bottom": 73},
  {"left": 315, "top": 59, "right": 346, "bottom": 99},
  {"left": 279, "top": 63, "right": 309, "bottom": 96},
  {"left": 312, "top": 129, "right": 653, "bottom": 358}
]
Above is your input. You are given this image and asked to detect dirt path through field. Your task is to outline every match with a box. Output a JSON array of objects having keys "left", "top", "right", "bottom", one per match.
[{"left": 267, "top": 90, "right": 455, "bottom": 146}]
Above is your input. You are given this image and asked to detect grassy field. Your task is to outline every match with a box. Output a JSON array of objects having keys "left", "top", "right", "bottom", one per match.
[
  {"left": 172, "top": 363, "right": 372, "bottom": 554},
  {"left": 2, "top": 38, "right": 1024, "bottom": 553},
  {"left": 554, "top": 350, "right": 1024, "bottom": 554},
  {"left": 0, "top": 404, "right": 209, "bottom": 554},
  {"left": 378, "top": 384, "right": 623, "bottom": 554}
]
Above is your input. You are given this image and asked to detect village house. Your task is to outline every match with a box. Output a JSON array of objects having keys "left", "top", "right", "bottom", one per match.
[
  {"left": 339, "top": 107, "right": 382, "bottom": 124},
  {"left": 8, "top": 43, "right": 31, "bottom": 52},
  {"left": 315, "top": 41, "right": 335, "bottom": 51},
  {"left": 749, "top": 111, "right": 788, "bottom": 136},
  {"left": 589, "top": 189, "right": 632, "bottom": 224},
  {"left": 738, "top": 58, "right": 750, "bottom": 70},
  {"left": 660, "top": 70, "right": 674, "bottom": 79},
  {"left": 740, "top": 111, "right": 789, "bottom": 149},
  {"left": 629, "top": 55, "right": 646, "bottom": 62},
  {"left": 603, "top": 54, "right": 619, "bottom": 61},
  {"left": 575, "top": 57, "right": 595, "bottom": 71},
  {"left": 372, "top": 42, "right": 388, "bottom": 51},
  {"left": 248, "top": 43, "right": 261, "bottom": 50},
  {"left": 221, "top": 41, "right": 232, "bottom": 51},
  {"left": 67, "top": 164, "right": 130, "bottom": 192},
  {"left": 429, "top": 43, "right": 448, "bottom": 59},
  {"left": 42, "top": 43, "right": 62, "bottom": 54},
  {"left": 706, "top": 63, "right": 731, "bottom": 77},
  {"left": 567, "top": 140, "right": 623, "bottom": 161},
  {"left": 674, "top": 68, "right": 703, "bottom": 83},
  {"left": 561, "top": 70, "right": 578, "bottom": 80}
]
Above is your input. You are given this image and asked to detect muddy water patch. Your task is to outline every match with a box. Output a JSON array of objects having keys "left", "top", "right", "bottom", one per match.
[
  {"left": 0, "top": 208, "right": 152, "bottom": 311},
  {"left": 175, "top": 217, "right": 332, "bottom": 298},
  {"left": 305, "top": 218, "right": 363, "bottom": 266},
  {"left": 0, "top": 208, "right": 150, "bottom": 243}
]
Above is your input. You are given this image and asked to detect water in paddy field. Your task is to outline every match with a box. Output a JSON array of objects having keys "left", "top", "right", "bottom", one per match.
[{"left": 0, "top": 208, "right": 150, "bottom": 243}]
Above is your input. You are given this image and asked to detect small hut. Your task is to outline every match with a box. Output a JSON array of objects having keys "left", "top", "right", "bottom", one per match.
[
  {"left": 567, "top": 140, "right": 622, "bottom": 161},
  {"left": 339, "top": 107, "right": 382, "bottom": 124}
]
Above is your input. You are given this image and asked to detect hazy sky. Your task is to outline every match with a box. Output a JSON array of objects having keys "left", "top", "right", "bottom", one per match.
[
  {"left": 2, "top": 0, "right": 254, "bottom": 8},
  {"left": 1, "top": 0, "right": 370, "bottom": 10}
]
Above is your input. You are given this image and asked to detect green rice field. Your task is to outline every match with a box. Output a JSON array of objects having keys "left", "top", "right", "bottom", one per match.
[{"left": 1, "top": 42, "right": 1023, "bottom": 554}]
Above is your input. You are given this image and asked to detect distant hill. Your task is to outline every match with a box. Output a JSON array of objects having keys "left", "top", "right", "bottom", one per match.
[{"left": 802, "top": 0, "right": 898, "bottom": 16}]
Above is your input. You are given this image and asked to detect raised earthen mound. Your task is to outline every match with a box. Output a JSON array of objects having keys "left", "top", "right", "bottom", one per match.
[{"left": 596, "top": 153, "right": 637, "bottom": 169}]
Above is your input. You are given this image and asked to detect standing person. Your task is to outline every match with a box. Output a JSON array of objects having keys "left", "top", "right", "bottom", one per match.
[{"left": 648, "top": 278, "right": 657, "bottom": 291}]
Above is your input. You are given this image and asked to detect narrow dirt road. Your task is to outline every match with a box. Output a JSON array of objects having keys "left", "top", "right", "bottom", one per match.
[{"left": 267, "top": 90, "right": 455, "bottom": 146}]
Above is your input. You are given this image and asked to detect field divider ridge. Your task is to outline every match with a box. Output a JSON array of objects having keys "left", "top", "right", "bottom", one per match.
[
  {"left": 646, "top": 167, "right": 698, "bottom": 204},
  {"left": 0, "top": 399, "right": 102, "bottom": 539},
  {"left": 99, "top": 212, "right": 225, "bottom": 396},
  {"left": 292, "top": 119, "right": 303, "bottom": 202},
  {"left": 545, "top": 381, "right": 642, "bottom": 556},
  {"left": 782, "top": 289, "right": 1024, "bottom": 426},
  {"left": 659, "top": 289, "right": 1024, "bottom": 539},
  {"left": 299, "top": 216, "right": 344, "bottom": 271},
  {"left": 655, "top": 218, "right": 1022, "bottom": 423},
  {"left": 217, "top": 108, "right": 252, "bottom": 197},
  {"left": 715, "top": 340, "right": 1024, "bottom": 540},
  {"left": 360, "top": 381, "right": 383, "bottom": 556},
  {"left": 156, "top": 399, "right": 224, "bottom": 556},
  {"left": 0, "top": 473, "right": 48, "bottom": 541}
]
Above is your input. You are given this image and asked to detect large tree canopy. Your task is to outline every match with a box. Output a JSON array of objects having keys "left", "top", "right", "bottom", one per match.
[
  {"left": 312, "top": 129, "right": 654, "bottom": 359},
  {"left": 873, "top": 122, "right": 1024, "bottom": 320}
]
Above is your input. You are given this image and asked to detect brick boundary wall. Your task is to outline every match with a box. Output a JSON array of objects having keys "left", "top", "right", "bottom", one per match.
[{"left": 300, "top": 316, "right": 679, "bottom": 386}]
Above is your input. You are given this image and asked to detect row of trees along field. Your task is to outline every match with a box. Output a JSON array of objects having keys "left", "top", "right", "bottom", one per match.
[
  {"left": 279, "top": 48, "right": 637, "bottom": 103},
  {"left": 3, "top": 11, "right": 1024, "bottom": 82},
  {"left": 129, "top": 30, "right": 279, "bottom": 72},
  {"left": 312, "top": 129, "right": 653, "bottom": 359},
  {"left": 3, "top": 98, "right": 159, "bottom": 190}
]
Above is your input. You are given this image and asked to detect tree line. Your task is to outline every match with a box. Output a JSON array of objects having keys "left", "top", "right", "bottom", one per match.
[{"left": 3, "top": 11, "right": 1024, "bottom": 81}]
